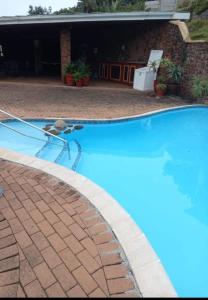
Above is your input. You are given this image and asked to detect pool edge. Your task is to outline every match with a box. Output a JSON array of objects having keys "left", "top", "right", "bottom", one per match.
[{"left": 0, "top": 147, "right": 177, "bottom": 297}]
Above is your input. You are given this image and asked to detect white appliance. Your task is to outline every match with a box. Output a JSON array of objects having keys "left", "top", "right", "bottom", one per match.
[{"left": 133, "top": 50, "right": 163, "bottom": 91}]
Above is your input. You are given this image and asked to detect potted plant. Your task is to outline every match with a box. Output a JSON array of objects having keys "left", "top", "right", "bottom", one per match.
[
  {"left": 82, "top": 64, "right": 90, "bottom": 86},
  {"left": 191, "top": 76, "right": 208, "bottom": 101},
  {"left": 166, "top": 64, "right": 183, "bottom": 95},
  {"left": 155, "top": 83, "right": 167, "bottom": 97},
  {"left": 73, "top": 71, "right": 83, "bottom": 87},
  {"left": 64, "top": 63, "right": 76, "bottom": 86}
]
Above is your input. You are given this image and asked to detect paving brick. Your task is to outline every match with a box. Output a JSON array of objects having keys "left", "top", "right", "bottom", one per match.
[
  {"left": 38, "top": 220, "right": 55, "bottom": 237},
  {"left": 34, "top": 262, "right": 56, "bottom": 289},
  {"left": 4, "top": 190, "right": 16, "bottom": 201},
  {"left": 46, "top": 282, "right": 66, "bottom": 297},
  {"left": 67, "top": 285, "right": 86, "bottom": 298},
  {"left": 101, "top": 253, "right": 123, "bottom": 266},
  {"left": 0, "top": 255, "right": 19, "bottom": 272},
  {"left": 64, "top": 235, "right": 84, "bottom": 254},
  {"left": 72, "top": 266, "right": 97, "bottom": 295},
  {"left": 89, "top": 224, "right": 108, "bottom": 236},
  {"left": 31, "top": 231, "right": 50, "bottom": 251},
  {"left": 104, "top": 264, "right": 129, "bottom": 279},
  {"left": 23, "top": 218, "right": 39, "bottom": 235},
  {"left": 1, "top": 207, "right": 16, "bottom": 220},
  {"left": 0, "top": 269, "right": 19, "bottom": 286},
  {"left": 48, "top": 233, "right": 67, "bottom": 252},
  {"left": 108, "top": 278, "right": 135, "bottom": 295},
  {"left": 44, "top": 210, "right": 59, "bottom": 225},
  {"left": 69, "top": 223, "right": 87, "bottom": 241},
  {"left": 81, "top": 237, "right": 98, "bottom": 258},
  {"left": 0, "top": 284, "right": 18, "bottom": 297},
  {"left": 53, "top": 264, "right": 77, "bottom": 291},
  {"left": 49, "top": 202, "right": 64, "bottom": 214},
  {"left": 29, "top": 209, "right": 44, "bottom": 223},
  {"left": 93, "top": 232, "right": 114, "bottom": 245},
  {"left": 35, "top": 200, "right": 50, "bottom": 213},
  {"left": 0, "top": 235, "right": 16, "bottom": 249},
  {"left": 20, "top": 260, "right": 36, "bottom": 287},
  {"left": 98, "top": 242, "right": 120, "bottom": 254},
  {"left": 34, "top": 184, "right": 46, "bottom": 194},
  {"left": 22, "top": 199, "right": 36, "bottom": 212},
  {"left": 40, "top": 192, "right": 54, "bottom": 204},
  {"left": 53, "top": 221, "right": 70, "bottom": 238},
  {"left": 41, "top": 246, "right": 62, "bottom": 269},
  {"left": 77, "top": 250, "right": 100, "bottom": 274},
  {"left": 24, "top": 280, "right": 46, "bottom": 297},
  {"left": 8, "top": 198, "right": 22, "bottom": 210},
  {"left": 62, "top": 203, "right": 76, "bottom": 216},
  {"left": 9, "top": 183, "right": 22, "bottom": 192},
  {"left": 59, "top": 248, "right": 81, "bottom": 271},
  {"left": 73, "top": 214, "right": 86, "bottom": 229},
  {"left": 17, "top": 284, "right": 26, "bottom": 298},
  {"left": 58, "top": 211, "right": 74, "bottom": 226},
  {"left": 15, "top": 231, "right": 32, "bottom": 249},
  {"left": 0, "top": 244, "right": 18, "bottom": 260},
  {"left": 23, "top": 244, "right": 44, "bottom": 267},
  {"left": 83, "top": 216, "right": 103, "bottom": 228},
  {"left": 8, "top": 218, "right": 24, "bottom": 234},
  {"left": 21, "top": 183, "right": 34, "bottom": 194},
  {"left": 15, "top": 190, "right": 28, "bottom": 202},
  {"left": 89, "top": 287, "right": 106, "bottom": 297},
  {"left": 15, "top": 207, "right": 30, "bottom": 222},
  {"left": 93, "top": 269, "right": 109, "bottom": 296},
  {"left": 29, "top": 192, "right": 41, "bottom": 203},
  {"left": 0, "top": 220, "right": 9, "bottom": 230}
]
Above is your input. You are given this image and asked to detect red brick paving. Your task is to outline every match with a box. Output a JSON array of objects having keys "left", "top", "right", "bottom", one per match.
[
  {"left": 0, "top": 160, "right": 140, "bottom": 297},
  {"left": 0, "top": 81, "right": 189, "bottom": 120}
]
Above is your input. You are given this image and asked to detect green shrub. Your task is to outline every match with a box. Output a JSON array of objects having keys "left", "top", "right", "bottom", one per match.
[
  {"left": 188, "top": 20, "right": 208, "bottom": 41},
  {"left": 192, "top": 76, "right": 208, "bottom": 98}
]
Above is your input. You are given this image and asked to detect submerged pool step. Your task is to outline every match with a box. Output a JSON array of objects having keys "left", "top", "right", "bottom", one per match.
[
  {"left": 56, "top": 140, "right": 81, "bottom": 170},
  {"left": 36, "top": 138, "right": 64, "bottom": 163}
]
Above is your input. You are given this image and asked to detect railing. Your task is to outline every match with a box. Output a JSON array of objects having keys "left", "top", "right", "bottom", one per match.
[{"left": 0, "top": 109, "right": 70, "bottom": 159}]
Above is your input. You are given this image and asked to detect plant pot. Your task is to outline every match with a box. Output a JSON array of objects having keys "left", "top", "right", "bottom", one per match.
[
  {"left": 167, "top": 83, "right": 180, "bottom": 95},
  {"left": 83, "top": 76, "right": 90, "bottom": 86},
  {"left": 66, "top": 73, "right": 74, "bottom": 86},
  {"left": 155, "top": 85, "right": 167, "bottom": 97},
  {"left": 75, "top": 79, "right": 83, "bottom": 87}
]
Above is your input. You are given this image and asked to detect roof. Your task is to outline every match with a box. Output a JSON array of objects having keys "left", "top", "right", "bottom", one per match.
[{"left": 0, "top": 12, "right": 190, "bottom": 26}]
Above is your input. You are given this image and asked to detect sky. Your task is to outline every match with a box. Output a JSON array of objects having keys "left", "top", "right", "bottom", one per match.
[{"left": 0, "top": 0, "right": 78, "bottom": 16}]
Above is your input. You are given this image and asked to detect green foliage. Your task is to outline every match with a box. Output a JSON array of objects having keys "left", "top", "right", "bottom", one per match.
[
  {"left": 73, "top": 71, "right": 84, "bottom": 81},
  {"left": 177, "top": 0, "right": 208, "bottom": 14},
  {"left": 64, "top": 63, "right": 76, "bottom": 74},
  {"left": 54, "top": 0, "right": 146, "bottom": 14},
  {"left": 155, "top": 83, "right": 167, "bottom": 91},
  {"left": 192, "top": 76, "right": 208, "bottom": 98},
  {"left": 28, "top": 5, "right": 52, "bottom": 15},
  {"left": 159, "top": 58, "right": 183, "bottom": 84},
  {"left": 188, "top": 20, "right": 208, "bottom": 41}
]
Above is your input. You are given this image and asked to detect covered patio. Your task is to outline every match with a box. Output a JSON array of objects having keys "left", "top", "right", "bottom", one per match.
[{"left": 0, "top": 12, "right": 189, "bottom": 86}]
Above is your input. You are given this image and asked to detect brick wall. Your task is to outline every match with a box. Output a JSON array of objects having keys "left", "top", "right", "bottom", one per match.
[{"left": 60, "top": 29, "right": 71, "bottom": 80}]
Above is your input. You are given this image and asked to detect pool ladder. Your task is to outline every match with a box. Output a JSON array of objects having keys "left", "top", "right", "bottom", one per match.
[{"left": 0, "top": 109, "right": 71, "bottom": 160}]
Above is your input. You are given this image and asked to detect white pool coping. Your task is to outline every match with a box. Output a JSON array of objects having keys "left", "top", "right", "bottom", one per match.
[{"left": 2, "top": 104, "right": 204, "bottom": 297}]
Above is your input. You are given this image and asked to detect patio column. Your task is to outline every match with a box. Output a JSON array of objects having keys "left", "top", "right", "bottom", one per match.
[{"left": 60, "top": 28, "right": 71, "bottom": 81}]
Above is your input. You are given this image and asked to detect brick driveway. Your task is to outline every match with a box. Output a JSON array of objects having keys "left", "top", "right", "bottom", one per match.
[
  {"left": 0, "top": 160, "right": 140, "bottom": 298},
  {"left": 0, "top": 81, "right": 189, "bottom": 120}
]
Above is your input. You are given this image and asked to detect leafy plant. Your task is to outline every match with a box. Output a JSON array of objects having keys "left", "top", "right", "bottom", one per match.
[
  {"left": 192, "top": 76, "right": 208, "bottom": 98},
  {"left": 167, "top": 64, "right": 183, "bottom": 83},
  {"left": 157, "top": 75, "right": 166, "bottom": 84},
  {"left": 156, "top": 83, "right": 167, "bottom": 91},
  {"left": 64, "top": 63, "right": 76, "bottom": 74},
  {"left": 73, "top": 71, "right": 83, "bottom": 82}
]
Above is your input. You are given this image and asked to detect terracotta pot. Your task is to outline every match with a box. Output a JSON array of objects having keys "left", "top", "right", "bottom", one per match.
[
  {"left": 155, "top": 85, "right": 167, "bottom": 97},
  {"left": 66, "top": 73, "right": 74, "bottom": 86},
  {"left": 83, "top": 76, "right": 90, "bottom": 86},
  {"left": 76, "top": 79, "right": 83, "bottom": 87}
]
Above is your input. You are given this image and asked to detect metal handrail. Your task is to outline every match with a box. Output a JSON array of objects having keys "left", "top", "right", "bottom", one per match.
[{"left": 0, "top": 109, "right": 67, "bottom": 145}]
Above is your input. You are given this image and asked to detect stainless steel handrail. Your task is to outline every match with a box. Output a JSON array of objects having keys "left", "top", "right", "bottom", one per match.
[{"left": 0, "top": 109, "right": 67, "bottom": 145}]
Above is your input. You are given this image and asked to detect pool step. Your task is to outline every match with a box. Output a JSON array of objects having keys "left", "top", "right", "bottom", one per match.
[
  {"left": 56, "top": 140, "right": 81, "bottom": 170},
  {"left": 36, "top": 137, "right": 64, "bottom": 163}
]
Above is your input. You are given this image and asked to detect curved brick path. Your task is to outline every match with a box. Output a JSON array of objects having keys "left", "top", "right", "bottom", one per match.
[{"left": 0, "top": 159, "right": 140, "bottom": 298}]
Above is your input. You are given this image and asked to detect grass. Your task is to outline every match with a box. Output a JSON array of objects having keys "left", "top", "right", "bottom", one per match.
[{"left": 187, "top": 19, "right": 208, "bottom": 41}]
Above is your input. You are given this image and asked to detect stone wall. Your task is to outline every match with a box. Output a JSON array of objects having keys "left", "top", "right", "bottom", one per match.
[
  {"left": 60, "top": 29, "right": 71, "bottom": 81},
  {"left": 182, "top": 41, "right": 208, "bottom": 96}
]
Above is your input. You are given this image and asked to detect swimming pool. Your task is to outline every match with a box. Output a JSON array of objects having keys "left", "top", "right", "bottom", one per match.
[{"left": 0, "top": 106, "right": 208, "bottom": 296}]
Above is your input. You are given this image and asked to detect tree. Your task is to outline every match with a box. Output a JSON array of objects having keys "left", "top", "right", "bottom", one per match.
[{"left": 28, "top": 5, "right": 52, "bottom": 15}]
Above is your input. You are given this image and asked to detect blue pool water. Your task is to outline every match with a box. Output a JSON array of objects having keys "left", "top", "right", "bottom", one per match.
[{"left": 0, "top": 106, "right": 208, "bottom": 296}]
